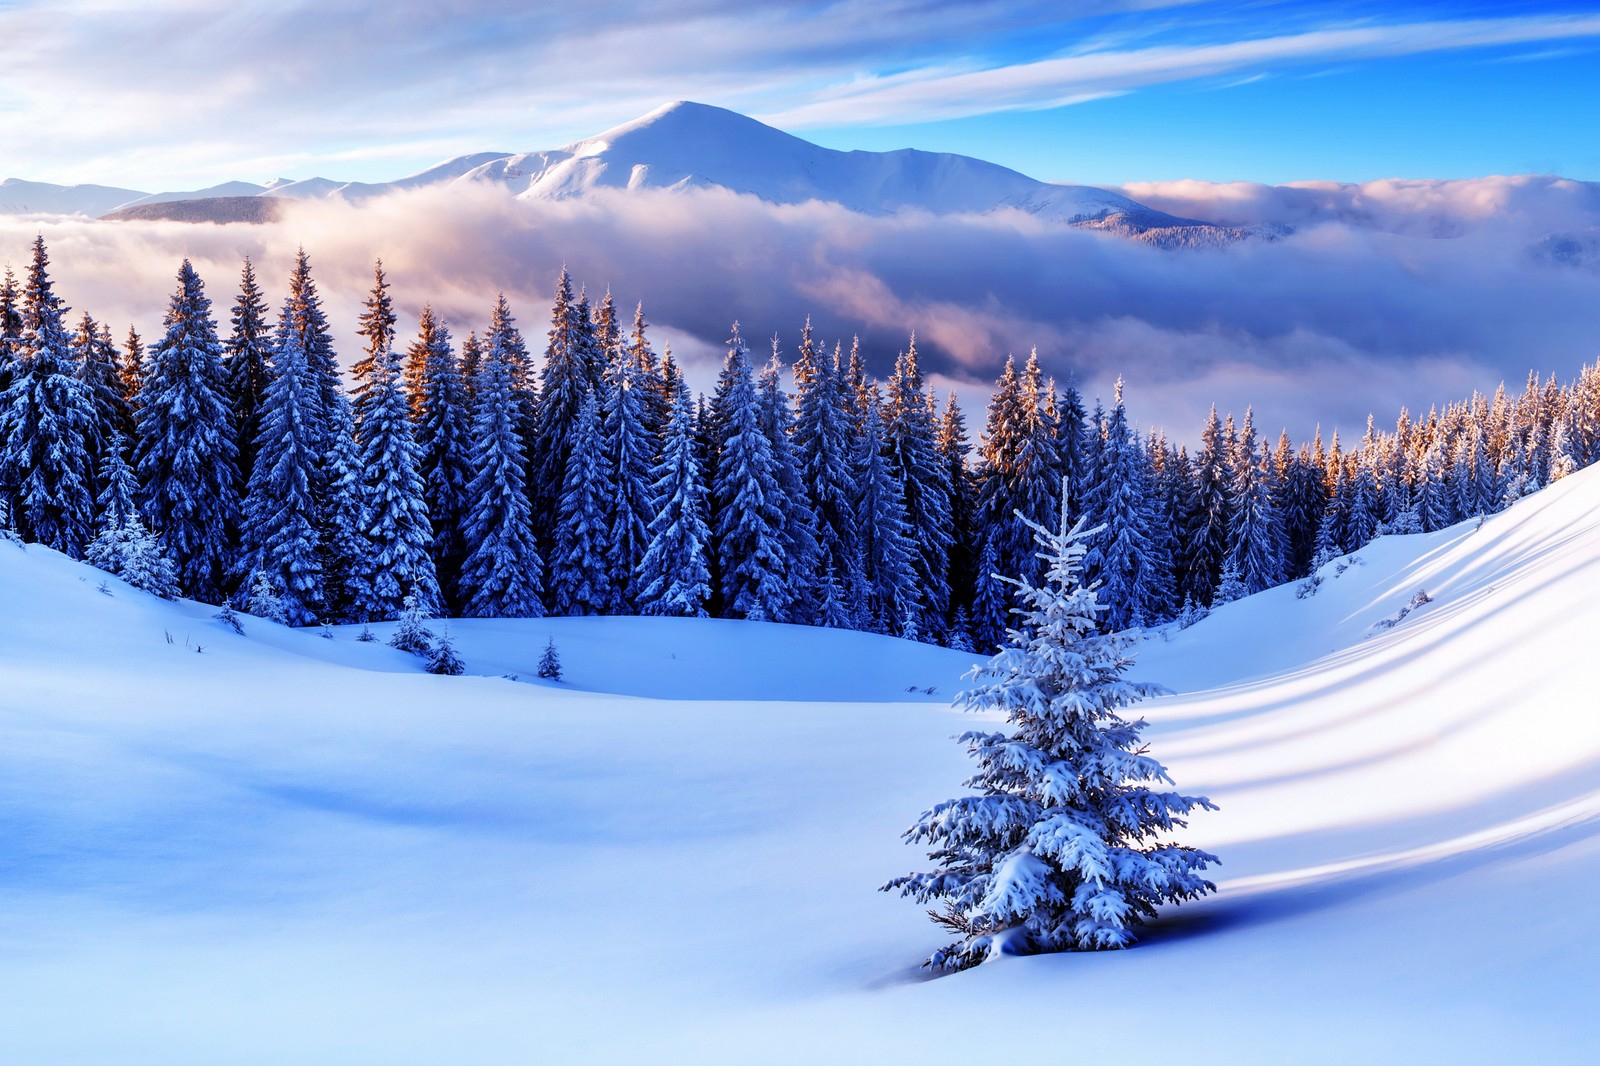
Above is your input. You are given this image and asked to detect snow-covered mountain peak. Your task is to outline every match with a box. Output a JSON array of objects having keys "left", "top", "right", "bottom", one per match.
[{"left": 4, "top": 101, "right": 1247, "bottom": 241}]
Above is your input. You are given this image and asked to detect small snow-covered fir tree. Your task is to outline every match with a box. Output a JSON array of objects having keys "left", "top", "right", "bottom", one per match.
[
  {"left": 537, "top": 637, "right": 562, "bottom": 680},
  {"left": 427, "top": 629, "right": 465, "bottom": 675},
  {"left": 885, "top": 495, "right": 1217, "bottom": 971},
  {"left": 389, "top": 590, "right": 434, "bottom": 656},
  {"left": 88, "top": 443, "right": 178, "bottom": 600},
  {"left": 86, "top": 512, "right": 179, "bottom": 600}
]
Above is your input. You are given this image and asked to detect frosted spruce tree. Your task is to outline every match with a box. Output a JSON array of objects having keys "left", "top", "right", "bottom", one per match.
[
  {"left": 530, "top": 270, "right": 596, "bottom": 543},
  {"left": 87, "top": 435, "right": 180, "bottom": 599},
  {"left": 637, "top": 375, "right": 712, "bottom": 617},
  {"left": 601, "top": 332, "right": 656, "bottom": 610},
  {"left": 350, "top": 265, "right": 439, "bottom": 621},
  {"left": 0, "top": 236, "right": 97, "bottom": 556},
  {"left": 411, "top": 307, "right": 472, "bottom": 609},
  {"left": 854, "top": 387, "right": 916, "bottom": 634},
  {"left": 885, "top": 495, "right": 1217, "bottom": 971},
  {"left": 884, "top": 335, "right": 953, "bottom": 639},
  {"left": 1080, "top": 381, "right": 1154, "bottom": 632},
  {"left": 792, "top": 320, "right": 861, "bottom": 627},
  {"left": 459, "top": 325, "right": 543, "bottom": 618},
  {"left": 756, "top": 341, "right": 818, "bottom": 622},
  {"left": 135, "top": 260, "right": 239, "bottom": 601},
  {"left": 239, "top": 329, "right": 325, "bottom": 626},
  {"left": 224, "top": 257, "right": 273, "bottom": 497},
  {"left": 710, "top": 325, "right": 789, "bottom": 621},
  {"left": 551, "top": 389, "right": 617, "bottom": 616}
]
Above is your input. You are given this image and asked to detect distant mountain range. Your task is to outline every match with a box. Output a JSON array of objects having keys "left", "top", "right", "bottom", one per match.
[{"left": 0, "top": 102, "right": 1258, "bottom": 246}]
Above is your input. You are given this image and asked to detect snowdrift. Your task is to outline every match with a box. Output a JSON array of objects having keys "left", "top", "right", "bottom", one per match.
[{"left": 3, "top": 467, "right": 1600, "bottom": 1062}]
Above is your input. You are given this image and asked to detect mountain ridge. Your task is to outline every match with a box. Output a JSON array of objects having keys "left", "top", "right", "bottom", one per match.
[{"left": 7, "top": 101, "right": 1248, "bottom": 243}]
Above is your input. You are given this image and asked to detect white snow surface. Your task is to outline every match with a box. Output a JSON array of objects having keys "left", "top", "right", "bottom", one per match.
[{"left": 4, "top": 467, "right": 1600, "bottom": 1061}]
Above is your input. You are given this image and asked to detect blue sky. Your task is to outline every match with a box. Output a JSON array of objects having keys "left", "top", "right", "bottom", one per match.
[{"left": 2, "top": 1, "right": 1598, "bottom": 188}]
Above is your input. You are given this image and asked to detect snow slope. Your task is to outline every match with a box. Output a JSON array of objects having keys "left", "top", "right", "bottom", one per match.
[
  {"left": 460, "top": 101, "right": 1192, "bottom": 229},
  {"left": 4, "top": 467, "right": 1600, "bottom": 1061},
  {"left": 0, "top": 103, "right": 1220, "bottom": 234},
  {"left": 0, "top": 177, "right": 146, "bottom": 218}
]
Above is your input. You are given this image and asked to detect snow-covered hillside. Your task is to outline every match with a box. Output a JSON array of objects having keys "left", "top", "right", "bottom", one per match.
[
  {"left": 4, "top": 467, "right": 1600, "bottom": 1061},
  {"left": 4, "top": 102, "right": 1223, "bottom": 236},
  {"left": 460, "top": 101, "right": 1193, "bottom": 229}
]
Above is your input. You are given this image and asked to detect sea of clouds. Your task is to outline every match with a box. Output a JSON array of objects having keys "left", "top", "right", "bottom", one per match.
[{"left": 3, "top": 173, "right": 1597, "bottom": 444}]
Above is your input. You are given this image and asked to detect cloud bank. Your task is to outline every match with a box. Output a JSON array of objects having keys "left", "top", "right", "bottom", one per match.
[{"left": 3, "top": 178, "right": 1598, "bottom": 444}]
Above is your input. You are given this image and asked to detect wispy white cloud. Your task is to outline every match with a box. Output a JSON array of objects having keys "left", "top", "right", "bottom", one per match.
[
  {"left": 4, "top": 2, "right": 1593, "bottom": 188},
  {"left": 765, "top": 13, "right": 1600, "bottom": 126}
]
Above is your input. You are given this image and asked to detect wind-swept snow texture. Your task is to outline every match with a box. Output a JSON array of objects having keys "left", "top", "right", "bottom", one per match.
[{"left": 4, "top": 467, "right": 1600, "bottom": 1061}]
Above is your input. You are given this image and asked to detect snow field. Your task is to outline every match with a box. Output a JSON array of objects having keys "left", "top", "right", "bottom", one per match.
[{"left": 4, "top": 465, "right": 1600, "bottom": 1061}]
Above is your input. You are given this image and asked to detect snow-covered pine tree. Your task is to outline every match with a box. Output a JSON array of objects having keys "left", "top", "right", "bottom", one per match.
[
  {"left": 793, "top": 319, "right": 862, "bottom": 628},
  {"left": 1345, "top": 455, "right": 1381, "bottom": 549},
  {"left": 485, "top": 292, "right": 538, "bottom": 457},
  {"left": 552, "top": 389, "right": 617, "bottom": 616},
  {"left": 537, "top": 637, "right": 562, "bottom": 680},
  {"left": 884, "top": 335, "right": 954, "bottom": 639},
  {"left": 1415, "top": 437, "right": 1454, "bottom": 531},
  {"left": 1151, "top": 439, "right": 1197, "bottom": 619},
  {"left": 239, "top": 327, "right": 324, "bottom": 625},
  {"left": 0, "top": 267, "right": 21, "bottom": 375},
  {"left": 427, "top": 629, "right": 465, "bottom": 675},
  {"left": 710, "top": 324, "right": 789, "bottom": 622},
  {"left": 121, "top": 326, "right": 145, "bottom": 412},
  {"left": 459, "top": 322, "right": 544, "bottom": 619},
  {"left": 349, "top": 264, "right": 439, "bottom": 621},
  {"left": 1226, "top": 408, "right": 1284, "bottom": 595},
  {"left": 601, "top": 325, "right": 657, "bottom": 610},
  {"left": 224, "top": 257, "right": 273, "bottom": 497},
  {"left": 530, "top": 270, "right": 594, "bottom": 544},
  {"left": 458, "top": 331, "right": 483, "bottom": 401},
  {"left": 1278, "top": 438, "right": 1326, "bottom": 578},
  {"left": 756, "top": 339, "right": 818, "bottom": 622},
  {"left": 74, "top": 313, "right": 131, "bottom": 470},
  {"left": 349, "top": 259, "right": 397, "bottom": 417},
  {"left": 91, "top": 432, "right": 139, "bottom": 533},
  {"left": 1180, "top": 405, "right": 1232, "bottom": 607},
  {"left": 321, "top": 395, "right": 368, "bottom": 621},
  {"left": 884, "top": 496, "right": 1217, "bottom": 970},
  {"left": 410, "top": 307, "right": 472, "bottom": 609},
  {"left": 626, "top": 301, "right": 670, "bottom": 447},
  {"left": 0, "top": 236, "right": 97, "bottom": 556},
  {"left": 1054, "top": 378, "right": 1089, "bottom": 522},
  {"left": 1080, "top": 380, "right": 1155, "bottom": 631},
  {"left": 135, "top": 260, "right": 239, "bottom": 601},
  {"left": 853, "top": 386, "right": 916, "bottom": 633},
  {"left": 936, "top": 390, "right": 975, "bottom": 631},
  {"left": 275, "top": 249, "right": 342, "bottom": 454},
  {"left": 85, "top": 434, "right": 180, "bottom": 600},
  {"left": 388, "top": 590, "right": 434, "bottom": 655},
  {"left": 636, "top": 374, "right": 713, "bottom": 617}
]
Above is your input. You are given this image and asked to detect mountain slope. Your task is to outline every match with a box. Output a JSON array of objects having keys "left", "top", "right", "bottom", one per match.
[
  {"left": 3, "top": 468, "right": 1598, "bottom": 1060},
  {"left": 0, "top": 177, "right": 147, "bottom": 217},
  {"left": 0, "top": 103, "right": 1236, "bottom": 237},
  {"left": 462, "top": 100, "right": 1194, "bottom": 229}
]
